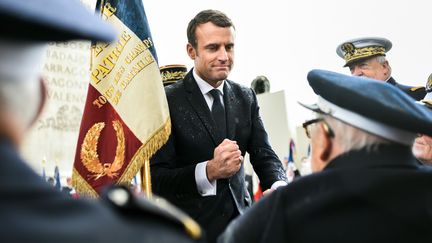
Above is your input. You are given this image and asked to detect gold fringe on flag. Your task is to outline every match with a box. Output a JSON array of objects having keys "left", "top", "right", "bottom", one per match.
[
  {"left": 119, "top": 117, "right": 171, "bottom": 193},
  {"left": 71, "top": 168, "right": 99, "bottom": 198}
]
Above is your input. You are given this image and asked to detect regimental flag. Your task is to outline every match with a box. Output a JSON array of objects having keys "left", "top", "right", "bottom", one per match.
[
  {"left": 54, "top": 165, "right": 61, "bottom": 191},
  {"left": 72, "top": 0, "right": 170, "bottom": 197}
]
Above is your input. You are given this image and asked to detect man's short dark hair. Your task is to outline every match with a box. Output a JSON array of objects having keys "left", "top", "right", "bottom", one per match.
[{"left": 187, "top": 9, "right": 234, "bottom": 48}]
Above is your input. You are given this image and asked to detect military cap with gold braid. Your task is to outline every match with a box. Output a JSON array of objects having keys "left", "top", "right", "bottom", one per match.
[
  {"left": 336, "top": 37, "right": 392, "bottom": 67},
  {"left": 160, "top": 64, "right": 188, "bottom": 87}
]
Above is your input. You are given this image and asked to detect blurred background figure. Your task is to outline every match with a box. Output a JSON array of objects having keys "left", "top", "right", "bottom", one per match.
[
  {"left": 250, "top": 75, "right": 270, "bottom": 94},
  {"left": 282, "top": 139, "right": 300, "bottom": 183},
  {"left": 47, "top": 177, "right": 55, "bottom": 187},
  {"left": 412, "top": 73, "right": 432, "bottom": 165},
  {"left": 160, "top": 64, "right": 188, "bottom": 86},
  {"left": 336, "top": 37, "right": 426, "bottom": 101},
  {"left": 61, "top": 177, "right": 74, "bottom": 197}
]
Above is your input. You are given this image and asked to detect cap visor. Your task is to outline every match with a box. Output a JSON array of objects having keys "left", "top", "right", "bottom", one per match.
[{"left": 297, "top": 101, "right": 324, "bottom": 113}]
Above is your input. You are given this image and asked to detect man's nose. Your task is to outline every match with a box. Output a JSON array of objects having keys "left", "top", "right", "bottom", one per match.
[{"left": 217, "top": 48, "right": 229, "bottom": 61}]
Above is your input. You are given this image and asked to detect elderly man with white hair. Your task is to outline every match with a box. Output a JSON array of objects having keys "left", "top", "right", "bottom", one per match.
[{"left": 219, "top": 69, "right": 432, "bottom": 243}]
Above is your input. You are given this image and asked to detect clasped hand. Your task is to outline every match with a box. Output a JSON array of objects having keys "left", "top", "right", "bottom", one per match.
[{"left": 206, "top": 139, "right": 243, "bottom": 181}]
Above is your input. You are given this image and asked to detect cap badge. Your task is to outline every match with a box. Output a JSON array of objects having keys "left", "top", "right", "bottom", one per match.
[
  {"left": 341, "top": 42, "right": 355, "bottom": 55},
  {"left": 426, "top": 73, "right": 432, "bottom": 93}
]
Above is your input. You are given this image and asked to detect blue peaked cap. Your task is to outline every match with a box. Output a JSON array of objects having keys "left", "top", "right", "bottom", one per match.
[
  {"left": 0, "top": 0, "right": 116, "bottom": 42},
  {"left": 303, "top": 69, "right": 432, "bottom": 138}
]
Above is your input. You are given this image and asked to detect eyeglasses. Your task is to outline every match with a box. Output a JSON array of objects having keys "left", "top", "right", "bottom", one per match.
[{"left": 302, "top": 118, "right": 335, "bottom": 139}]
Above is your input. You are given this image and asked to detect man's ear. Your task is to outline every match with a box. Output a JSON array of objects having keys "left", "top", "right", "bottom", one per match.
[
  {"left": 382, "top": 61, "right": 392, "bottom": 79},
  {"left": 186, "top": 43, "right": 196, "bottom": 60},
  {"left": 319, "top": 123, "right": 333, "bottom": 162}
]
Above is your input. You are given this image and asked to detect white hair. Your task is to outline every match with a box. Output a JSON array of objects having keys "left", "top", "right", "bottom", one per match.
[
  {"left": 376, "top": 55, "right": 392, "bottom": 78},
  {"left": 318, "top": 114, "right": 392, "bottom": 153},
  {"left": 0, "top": 42, "right": 46, "bottom": 132},
  {"left": 0, "top": 80, "right": 42, "bottom": 130}
]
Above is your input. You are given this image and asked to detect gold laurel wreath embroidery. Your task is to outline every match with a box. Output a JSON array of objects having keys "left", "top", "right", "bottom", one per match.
[
  {"left": 80, "top": 120, "right": 125, "bottom": 180},
  {"left": 342, "top": 44, "right": 386, "bottom": 64},
  {"left": 161, "top": 70, "right": 186, "bottom": 82},
  {"left": 341, "top": 42, "right": 355, "bottom": 55}
]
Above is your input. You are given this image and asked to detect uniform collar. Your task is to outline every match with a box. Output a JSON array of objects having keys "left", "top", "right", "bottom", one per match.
[
  {"left": 324, "top": 144, "right": 419, "bottom": 171},
  {"left": 386, "top": 76, "right": 396, "bottom": 85}
]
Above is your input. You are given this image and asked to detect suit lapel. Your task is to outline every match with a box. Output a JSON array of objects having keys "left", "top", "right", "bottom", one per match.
[
  {"left": 223, "top": 81, "right": 236, "bottom": 140},
  {"left": 184, "top": 71, "right": 220, "bottom": 145}
]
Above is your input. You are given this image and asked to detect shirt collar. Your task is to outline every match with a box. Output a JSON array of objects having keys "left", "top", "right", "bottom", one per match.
[{"left": 193, "top": 68, "right": 225, "bottom": 96}]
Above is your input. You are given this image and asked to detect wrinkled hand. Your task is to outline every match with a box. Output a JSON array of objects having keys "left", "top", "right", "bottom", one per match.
[{"left": 206, "top": 139, "right": 243, "bottom": 181}]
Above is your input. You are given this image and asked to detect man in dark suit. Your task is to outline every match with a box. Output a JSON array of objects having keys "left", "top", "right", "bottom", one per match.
[
  {"left": 0, "top": 0, "right": 200, "bottom": 242},
  {"left": 336, "top": 37, "right": 426, "bottom": 101},
  {"left": 219, "top": 69, "right": 432, "bottom": 243},
  {"left": 150, "top": 9, "right": 287, "bottom": 242}
]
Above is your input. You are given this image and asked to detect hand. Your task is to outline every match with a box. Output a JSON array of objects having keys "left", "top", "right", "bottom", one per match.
[
  {"left": 262, "top": 188, "right": 275, "bottom": 196},
  {"left": 206, "top": 139, "right": 243, "bottom": 181},
  {"left": 413, "top": 134, "right": 432, "bottom": 165}
]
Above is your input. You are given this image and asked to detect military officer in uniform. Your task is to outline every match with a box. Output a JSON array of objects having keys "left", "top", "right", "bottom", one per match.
[
  {"left": 0, "top": 0, "right": 201, "bottom": 242},
  {"left": 219, "top": 69, "right": 432, "bottom": 243},
  {"left": 336, "top": 37, "right": 426, "bottom": 100}
]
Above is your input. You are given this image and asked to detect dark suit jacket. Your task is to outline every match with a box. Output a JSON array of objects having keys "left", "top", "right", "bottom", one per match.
[
  {"left": 219, "top": 144, "right": 432, "bottom": 243},
  {"left": 151, "top": 70, "right": 287, "bottom": 240},
  {"left": 0, "top": 139, "right": 198, "bottom": 243},
  {"left": 388, "top": 77, "right": 426, "bottom": 101}
]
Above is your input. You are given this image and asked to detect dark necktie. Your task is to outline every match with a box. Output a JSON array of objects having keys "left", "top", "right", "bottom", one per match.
[{"left": 209, "top": 89, "right": 226, "bottom": 139}]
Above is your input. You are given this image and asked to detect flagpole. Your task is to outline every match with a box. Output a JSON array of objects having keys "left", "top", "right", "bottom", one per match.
[{"left": 141, "top": 159, "right": 152, "bottom": 198}]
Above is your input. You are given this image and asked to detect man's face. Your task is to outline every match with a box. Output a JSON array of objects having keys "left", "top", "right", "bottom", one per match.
[
  {"left": 412, "top": 134, "right": 432, "bottom": 165},
  {"left": 187, "top": 22, "right": 235, "bottom": 86},
  {"left": 348, "top": 57, "right": 389, "bottom": 81}
]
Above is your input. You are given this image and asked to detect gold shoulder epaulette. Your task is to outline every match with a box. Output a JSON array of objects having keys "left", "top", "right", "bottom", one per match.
[
  {"left": 410, "top": 86, "right": 425, "bottom": 92},
  {"left": 105, "top": 187, "right": 202, "bottom": 240},
  {"left": 151, "top": 195, "right": 202, "bottom": 240}
]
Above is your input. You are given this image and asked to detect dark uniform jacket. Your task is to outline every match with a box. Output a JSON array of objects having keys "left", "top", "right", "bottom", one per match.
[
  {"left": 219, "top": 144, "right": 432, "bottom": 243},
  {"left": 388, "top": 77, "right": 426, "bottom": 101},
  {"left": 0, "top": 139, "right": 199, "bottom": 243},
  {"left": 151, "top": 70, "right": 287, "bottom": 241}
]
